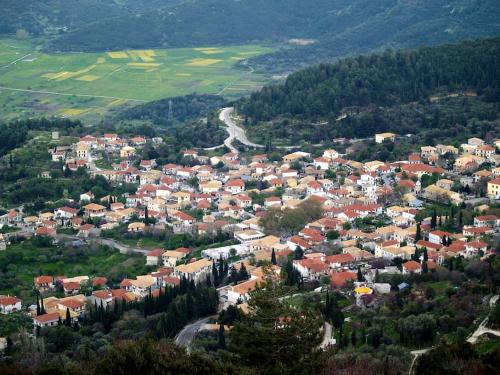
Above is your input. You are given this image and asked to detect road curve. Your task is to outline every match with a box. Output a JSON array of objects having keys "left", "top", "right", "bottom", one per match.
[
  {"left": 218, "top": 107, "right": 265, "bottom": 154},
  {"left": 175, "top": 316, "right": 213, "bottom": 353}
]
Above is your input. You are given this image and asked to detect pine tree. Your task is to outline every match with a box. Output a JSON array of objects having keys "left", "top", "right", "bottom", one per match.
[{"left": 271, "top": 249, "right": 277, "bottom": 265}]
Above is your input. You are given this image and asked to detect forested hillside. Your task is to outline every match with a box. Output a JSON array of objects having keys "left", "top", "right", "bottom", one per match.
[
  {"left": 236, "top": 38, "right": 500, "bottom": 144},
  {"left": 0, "top": 0, "right": 178, "bottom": 36},
  {"left": 113, "top": 94, "right": 225, "bottom": 127},
  {"left": 3, "top": 1, "right": 499, "bottom": 74}
]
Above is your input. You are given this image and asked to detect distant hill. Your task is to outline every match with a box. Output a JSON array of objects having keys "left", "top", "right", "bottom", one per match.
[
  {"left": 236, "top": 38, "right": 500, "bottom": 145},
  {"left": 3, "top": 1, "right": 500, "bottom": 73}
]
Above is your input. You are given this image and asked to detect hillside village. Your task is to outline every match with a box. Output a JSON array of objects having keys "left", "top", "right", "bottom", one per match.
[{"left": 0, "top": 129, "right": 499, "bottom": 336}]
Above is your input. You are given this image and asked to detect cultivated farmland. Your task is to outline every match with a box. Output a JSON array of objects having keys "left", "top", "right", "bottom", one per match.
[{"left": 0, "top": 39, "right": 273, "bottom": 121}]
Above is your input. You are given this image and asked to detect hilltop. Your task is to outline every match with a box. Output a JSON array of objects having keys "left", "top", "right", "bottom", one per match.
[
  {"left": 2, "top": 1, "right": 500, "bottom": 73},
  {"left": 236, "top": 38, "right": 500, "bottom": 146}
]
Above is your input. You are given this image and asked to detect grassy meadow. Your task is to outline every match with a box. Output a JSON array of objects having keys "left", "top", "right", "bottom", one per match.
[{"left": 0, "top": 39, "right": 273, "bottom": 121}]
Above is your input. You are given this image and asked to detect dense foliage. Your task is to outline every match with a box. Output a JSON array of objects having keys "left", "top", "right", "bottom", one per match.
[
  {"left": 260, "top": 199, "right": 324, "bottom": 235},
  {"left": 0, "top": 118, "right": 82, "bottom": 157},
  {"left": 229, "top": 280, "right": 324, "bottom": 374},
  {"left": 240, "top": 38, "right": 500, "bottom": 122},
  {"left": 238, "top": 38, "right": 500, "bottom": 144},
  {"left": 113, "top": 94, "right": 226, "bottom": 127}
]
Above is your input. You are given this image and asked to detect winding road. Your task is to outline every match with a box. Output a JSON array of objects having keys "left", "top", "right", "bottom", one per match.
[
  {"left": 217, "top": 107, "right": 265, "bottom": 154},
  {"left": 210, "top": 107, "right": 324, "bottom": 153},
  {"left": 408, "top": 294, "right": 500, "bottom": 375},
  {"left": 175, "top": 316, "right": 214, "bottom": 353}
]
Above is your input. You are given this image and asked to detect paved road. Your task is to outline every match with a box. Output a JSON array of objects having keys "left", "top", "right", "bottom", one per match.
[
  {"left": 175, "top": 316, "right": 213, "bottom": 353},
  {"left": 467, "top": 295, "right": 500, "bottom": 344},
  {"left": 218, "top": 107, "right": 265, "bottom": 154},
  {"left": 319, "top": 322, "right": 334, "bottom": 349},
  {"left": 56, "top": 233, "right": 149, "bottom": 255}
]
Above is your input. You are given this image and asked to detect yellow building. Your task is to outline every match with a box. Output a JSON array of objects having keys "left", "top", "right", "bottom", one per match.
[
  {"left": 120, "top": 146, "right": 136, "bottom": 158},
  {"left": 75, "top": 142, "right": 89, "bottom": 159},
  {"left": 424, "top": 184, "right": 462, "bottom": 205},
  {"left": 375, "top": 133, "right": 396, "bottom": 144},
  {"left": 487, "top": 178, "right": 500, "bottom": 199}
]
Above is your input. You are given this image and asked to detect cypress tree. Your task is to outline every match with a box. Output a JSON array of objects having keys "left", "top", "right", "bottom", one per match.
[
  {"left": 415, "top": 222, "right": 422, "bottom": 242},
  {"left": 65, "top": 308, "right": 71, "bottom": 326},
  {"left": 218, "top": 323, "right": 226, "bottom": 349},
  {"left": 218, "top": 256, "right": 224, "bottom": 279},
  {"left": 422, "top": 261, "right": 428, "bottom": 274},
  {"left": 238, "top": 263, "right": 249, "bottom": 281},
  {"left": 271, "top": 249, "right": 277, "bottom": 265},
  {"left": 212, "top": 260, "right": 219, "bottom": 286},
  {"left": 357, "top": 266, "right": 364, "bottom": 282},
  {"left": 36, "top": 293, "right": 41, "bottom": 316},
  {"left": 431, "top": 209, "right": 437, "bottom": 229},
  {"left": 40, "top": 294, "right": 46, "bottom": 315}
]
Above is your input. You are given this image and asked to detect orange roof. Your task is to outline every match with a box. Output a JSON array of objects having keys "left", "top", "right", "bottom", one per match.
[
  {"left": 59, "top": 298, "right": 84, "bottom": 309},
  {"left": 92, "top": 290, "right": 113, "bottom": 299},
  {"left": 92, "top": 277, "right": 107, "bottom": 286},
  {"left": 325, "top": 253, "right": 354, "bottom": 265},
  {"left": 330, "top": 271, "right": 357, "bottom": 287},
  {"left": 403, "top": 260, "right": 422, "bottom": 272},
  {"left": 35, "top": 275, "right": 54, "bottom": 284},
  {"left": 0, "top": 296, "right": 20, "bottom": 306},
  {"left": 63, "top": 282, "right": 80, "bottom": 290},
  {"left": 35, "top": 312, "right": 60, "bottom": 323}
]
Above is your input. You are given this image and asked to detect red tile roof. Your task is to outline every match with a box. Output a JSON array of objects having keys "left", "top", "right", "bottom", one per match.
[
  {"left": 0, "top": 296, "right": 20, "bottom": 306},
  {"left": 330, "top": 271, "right": 357, "bottom": 287},
  {"left": 35, "top": 312, "right": 60, "bottom": 323}
]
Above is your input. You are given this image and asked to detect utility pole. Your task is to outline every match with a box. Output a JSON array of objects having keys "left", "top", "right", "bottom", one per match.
[{"left": 168, "top": 99, "right": 173, "bottom": 121}]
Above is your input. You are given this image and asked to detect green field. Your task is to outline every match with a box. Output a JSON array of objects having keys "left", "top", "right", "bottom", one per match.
[{"left": 0, "top": 39, "right": 273, "bottom": 121}]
